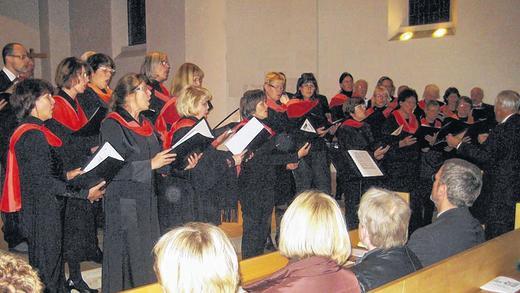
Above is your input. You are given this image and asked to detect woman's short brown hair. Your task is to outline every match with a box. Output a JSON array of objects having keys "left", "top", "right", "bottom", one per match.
[{"left": 55, "top": 57, "right": 90, "bottom": 89}]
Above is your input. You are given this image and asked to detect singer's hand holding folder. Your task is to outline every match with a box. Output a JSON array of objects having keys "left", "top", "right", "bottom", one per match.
[{"left": 72, "top": 141, "right": 125, "bottom": 188}]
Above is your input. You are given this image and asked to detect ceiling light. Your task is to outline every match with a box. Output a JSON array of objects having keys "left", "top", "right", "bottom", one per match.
[
  {"left": 433, "top": 28, "right": 448, "bottom": 38},
  {"left": 399, "top": 32, "right": 414, "bottom": 41}
]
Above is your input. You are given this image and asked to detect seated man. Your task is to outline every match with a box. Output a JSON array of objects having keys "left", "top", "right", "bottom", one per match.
[
  {"left": 352, "top": 187, "right": 422, "bottom": 292},
  {"left": 408, "top": 159, "right": 485, "bottom": 267}
]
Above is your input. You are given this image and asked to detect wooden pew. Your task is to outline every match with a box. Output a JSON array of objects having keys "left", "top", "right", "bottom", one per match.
[{"left": 371, "top": 229, "right": 520, "bottom": 293}]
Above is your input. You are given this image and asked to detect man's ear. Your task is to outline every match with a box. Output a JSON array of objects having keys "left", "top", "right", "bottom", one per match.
[{"left": 438, "top": 183, "right": 448, "bottom": 201}]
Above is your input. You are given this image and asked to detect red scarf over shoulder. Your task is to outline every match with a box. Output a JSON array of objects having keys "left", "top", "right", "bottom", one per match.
[
  {"left": 52, "top": 95, "right": 88, "bottom": 131},
  {"left": 1, "top": 123, "right": 63, "bottom": 212},
  {"left": 329, "top": 93, "right": 348, "bottom": 108},
  {"left": 392, "top": 110, "right": 419, "bottom": 134},
  {"left": 88, "top": 83, "right": 113, "bottom": 104},
  {"left": 155, "top": 96, "right": 180, "bottom": 142},
  {"left": 105, "top": 112, "right": 154, "bottom": 137},
  {"left": 162, "top": 117, "right": 197, "bottom": 149},
  {"left": 342, "top": 119, "right": 364, "bottom": 128}
]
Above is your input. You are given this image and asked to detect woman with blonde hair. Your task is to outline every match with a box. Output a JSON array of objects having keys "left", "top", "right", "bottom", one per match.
[
  {"left": 352, "top": 187, "right": 421, "bottom": 292},
  {"left": 245, "top": 190, "right": 360, "bottom": 292},
  {"left": 153, "top": 222, "right": 242, "bottom": 293},
  {"left": 155, "top": 63, "right": 205, "bottom": 142}
]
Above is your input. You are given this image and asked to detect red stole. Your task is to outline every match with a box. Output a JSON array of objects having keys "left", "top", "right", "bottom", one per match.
[
  {"left": 286, "top": 99, "right": 319, "bottom": 118},
  {"left": 342, "top": 119, "right": 364, "bottom": 128},
  {"left": 421, "top": 118, "right": 442, "bottom": 128},
  {"left": 1, "top": 123, "right": 63, "bottom": 212},
  {"left": 52, "top": 95, "right": 88, "bottom": 131},
  {"left": 393, "top": 110, "right": 419, "bottom": 134},
  {"left": 163, "top": 118, "right": 197, "bottom": 149},
  {"left": 329, "top": 93, "right": 348, "bottom": 108},
  {"left": 155, "top": 97, "right": 181, "bottom": 141},
  {"left": 266, "top": 98, "right": 287, "bottom": 113},
  {"left": 105, "top": 112, "right": 154, "bottom": 137},
  {"left": 440, "top": 105, "right": 458, "bottom": 119},
  {"left": 418, "top": 100, "right": 427, "bottom": 110},
  {"left": 148, "top": 82, "right": 171, "bottom": 103},
  {"left": 366, "top": 106, "right": 394, "bottom": 119},
  {"left": 88, "top": 83, "right": 113, "bottom": 104}
]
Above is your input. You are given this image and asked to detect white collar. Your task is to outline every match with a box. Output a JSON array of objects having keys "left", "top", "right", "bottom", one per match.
[
  {"left": 2, "top": 67, "right": 17, "bottom": 82},
  {"left": 501, "top": 113, "right": 515, "bottom": 124}
]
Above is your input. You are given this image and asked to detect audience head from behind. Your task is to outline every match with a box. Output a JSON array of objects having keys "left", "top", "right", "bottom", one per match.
[
  {"left": 176, "top": 85, "right": 213, "bottom": 120},
  {"left": 10, "top": 78, "right": 55, "bottom": 121},
  {"left": 371, "top": 85, "right": 390, "bottom": 108},
  {"left": 153, "top": 222, "right": 240, "bottom": 293},
  {"left": 397, "top": 88, "right": 418, "bottom": 114},
  {"left": 494, "top": 90, "right": 520, "bottom": 123},
  {"left": 431, "top": 158, "right": 482, "bottom": 214},
  {"left": 263, "top": 72, "right": 287, "bottom": 102},
  {"left": 279, "top": 190, "right": 352, "bottom": 264},
  {"left": 245, "top": 190, "right": 360, "bottom": 293},
  {"left": 357, "top": 187, "right": 411, "bottom": 251},
  {"left": 110, "top": 73, "right": 150, "bottom": 114},
  {"left": 86, "top": 53, "right": 115, "bottom": 91},
  {"left": 55, "top": 57, "right": 90, "bottom": 95},
  {"left": 140, "top": 51, "right": 170, "bottom": 83},
  {"left": 0, "top": 252, "right": 43, "bottom": 293},
  {"left": 353, "top": 79, "right": 368, "bottom": 99},
  {"left": 376, "top": 76, "right": 395, "bottom": 98},
  {"left": 240, "top": 89, "right": 268, "bottom": 121},
  {"left": 338, "top": 72, "right": 354, "bottom": 95},
  {"left": 295, "top": 73, "right": 319, "bottom": 100},
  {"left": 171, "top": 62, "right": 204, "bottom": 97},
  {"left": 422, "top": 84, "right": 440, "bottom": 102},
  {"left": 343, "top": 96, "right": 367, "bottom": 121}
]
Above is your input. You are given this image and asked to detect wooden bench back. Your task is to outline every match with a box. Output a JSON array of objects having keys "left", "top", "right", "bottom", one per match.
[{"left": 371, "top": 229, "right": 520, "bottom": 292}]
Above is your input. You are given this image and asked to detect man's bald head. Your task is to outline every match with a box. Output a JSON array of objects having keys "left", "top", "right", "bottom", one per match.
[
  {"left": 353, "top": 79, "right": 368, "bottom": 98},
  {"left": 470, "top": 87, "right": 484, "bottom": 105},
  {"left": 423, "top": 84, "right": 440, "bottom": 102}
]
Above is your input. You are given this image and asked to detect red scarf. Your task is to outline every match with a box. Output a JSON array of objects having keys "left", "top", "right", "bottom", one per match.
[
  {"left": 342, "top": 119, "right": 364, "bottom": 128},
  {"left": 392, "top": 110, "right": 419, "bottom": 134},
  {"left": 418, "top": 100, "right": 427, "bottom": 110},
  {"left": 366, "top": 105, "right": 394, "bottom": 119},
  {"left": 88, "top": 83, "right": 113, "bottom": 104},
  {"left": 440, "top": 105, "right": 458, "bottom": 119},
  {"left": 52, "top": 95, "right": 88, "bottom": 131},
  {"left": 266, "top": 98, "right": 287, "bottom": 113},
  {"left": 421, "top": 118, "right": 442, "bottom": 128},
  {"left": 1, "top": 123, "right": 63, "bottom": 212},
  {"left": 163, "top": 117, "right": 197, "bottom": 149},
  {"left": 329, "top": 93, "right": 348, "bottom": 108},
  {"left": 155, "top": 96, "right": 180, "bottom": 141},
  {"left": 286, "top": 99, "right": 319, "bottom": 118},
  {"left": 105, "top": 112, "right": 154, "bottom": 137},
  {"left": 148, "top": 82, "right": 171, "bottom": 103}
]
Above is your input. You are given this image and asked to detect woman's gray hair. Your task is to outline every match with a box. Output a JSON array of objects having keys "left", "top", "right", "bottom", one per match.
[
  {"left": 439, "top": 159, "right": 483, "bottom": 207},
  {"left": 495, "top": 90, "right": 520, "bottom": 112}
]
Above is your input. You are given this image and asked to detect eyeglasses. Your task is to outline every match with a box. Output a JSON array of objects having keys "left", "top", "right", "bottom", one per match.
[
  {"left": 8, "top": 54, "right": 29, "bottom": 60},
  {"left": 302, "top": 83, "right": 316, "bottom": 89},
  {"left": 267, "top": 84, "right": 284, "bottom": 91},
  {"left": 99, "top": 66, "right": 116, "bottom": 74}
]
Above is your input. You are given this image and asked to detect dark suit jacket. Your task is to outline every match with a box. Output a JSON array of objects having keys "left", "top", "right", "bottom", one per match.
[
  {"left": 457, "top": 114, "right": 520, "bottom": 238},
  {"left": 0, "top": 70, "right": 14, "bottom": 92},
  {"left": 408, "top": 207, "right": 485, "bottom": 267}
]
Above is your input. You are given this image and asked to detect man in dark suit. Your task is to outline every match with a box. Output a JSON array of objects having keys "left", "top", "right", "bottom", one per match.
[
  {"left": 470, "top": 87, "right": 495, "bottom": 122},
  {"left": 407, "top": 158, "right": 485, "bottom": 267},
  {"left": 1, "top": 42, "right": 31, "bottom": 253},
  {"left": 447, "top": 90, "right": 520, "bottom": 239}
]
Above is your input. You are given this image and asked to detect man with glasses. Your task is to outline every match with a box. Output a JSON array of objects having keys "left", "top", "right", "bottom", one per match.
[
  {"left": 407, "top": 158, "right": 485, "bottom": 267},
  {"left": 1, "top": 42, "right": 31, "bottom": 253}
]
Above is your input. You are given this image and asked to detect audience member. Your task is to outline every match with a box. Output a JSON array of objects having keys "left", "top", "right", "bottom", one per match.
[
  {"left": 245, "top": 190, "right": 360, "bottom": 293},
  {"left": 352, "top": 187, "right": 422, "bottom": 292},
  {"left": 153, "top": 222, "right": 242, "bottom": 293},
  {"left": 408, "top": 159, "right": 485, "bottom": 267},
  {"left": 447, "top": 90, "right": 520, "bottom": 239},
  {"left": 0, "top": 252, "right": 43, "bottom": 293}
]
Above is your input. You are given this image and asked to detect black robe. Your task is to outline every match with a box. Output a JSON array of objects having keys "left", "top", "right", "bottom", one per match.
[
  {"left": 46, "top": 90, "right": 101, "bottom": 264},
  {"left": 336, "top": 122, "right": 383, "bottom": 230},
  {"left": 239, "top": 129, "right": 299, "bottom": 259},
  {"left": 15, "top": 116, "right": 88, "bottom": 292},
  {"left": 141, "top": 79, "right": 168, "bottom": 124},
  {"left": 99, "top": 108, "right": 162, "bottom": 292},
  {"left": 457, "top": 114, "right": 520, "bottom": 239}
]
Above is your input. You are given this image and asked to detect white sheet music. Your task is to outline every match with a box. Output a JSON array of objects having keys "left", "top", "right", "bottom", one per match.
[
  {"left": 480, "top": 276, "right": 520, "bottom": 293},
  {"left": 83, "top": 142, "right": 124, "bottom": 172},
  {"left": 171, "top": 119, "right": 214, "bottom": 150},
  {"left": 301, "top": 118, "right": 317, "bottom": 133},
  {"left": 348, "top": 150, "right": 383, "bottom": 177},
  {"left": 391, "top": 124, "right": 403, "bottom": 136},
  {"left": 225, "top": 117, "right": 264, "bottom": 155}
]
